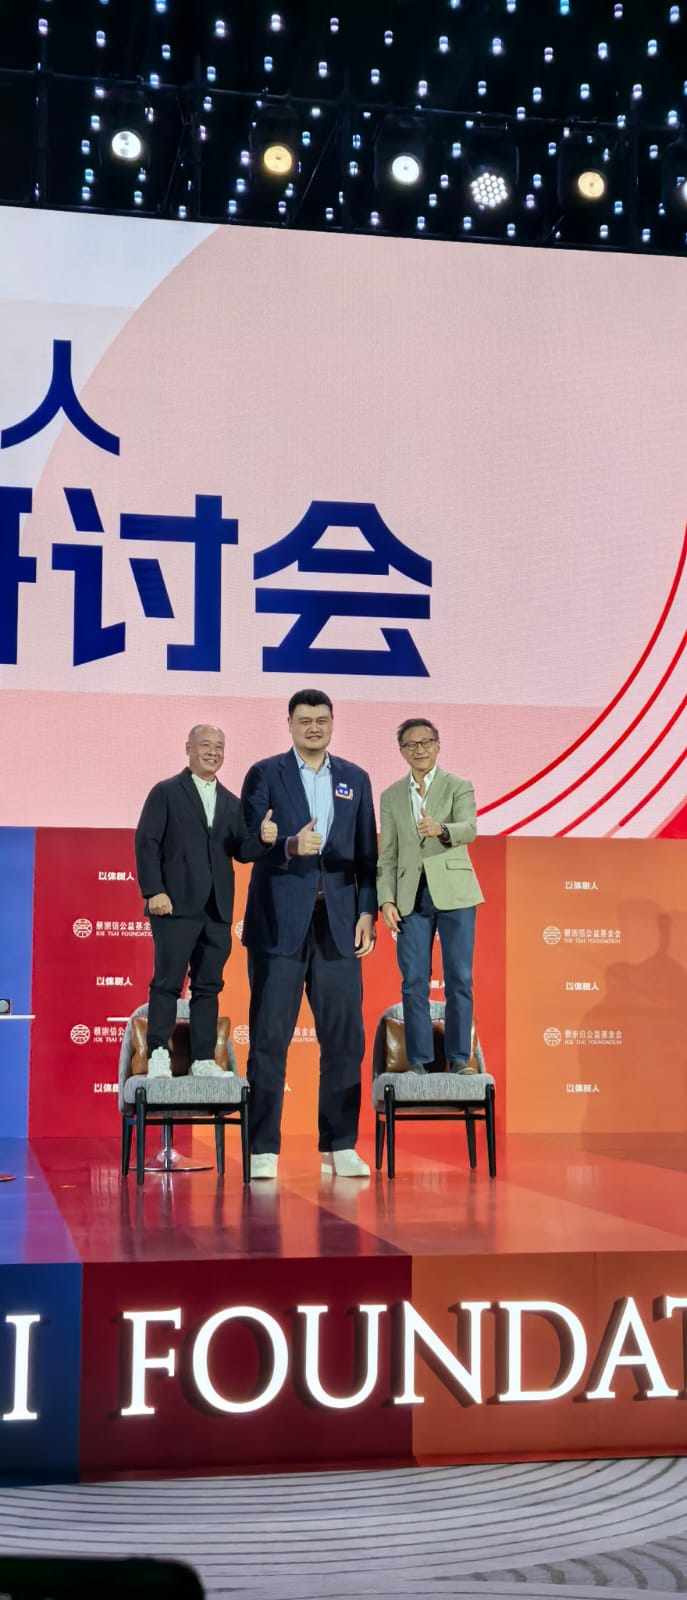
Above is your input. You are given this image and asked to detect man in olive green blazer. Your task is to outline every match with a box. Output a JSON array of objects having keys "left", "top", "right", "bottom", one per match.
[{"left": 377, "top": 718, "right": 483, "bottom": 1072}]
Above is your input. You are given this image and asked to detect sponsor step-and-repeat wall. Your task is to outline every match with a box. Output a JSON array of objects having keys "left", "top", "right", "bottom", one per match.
[{"left": 1, "top": 824, "right": 685, "bottom": 1140}]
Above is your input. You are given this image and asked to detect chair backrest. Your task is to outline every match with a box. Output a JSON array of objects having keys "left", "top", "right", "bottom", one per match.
[
  {"left": 372, "top": 1001, "right": 485, "bottom": 1076},
  {"left": 117, "top": 1001, "right": 236, "bottom": 1110}
]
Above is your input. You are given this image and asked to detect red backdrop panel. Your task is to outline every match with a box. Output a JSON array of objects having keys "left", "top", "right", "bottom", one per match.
[
  {"left": 80, "top": 1254, "right": 413, "bottom": 1477},
  {"left": 30, "top": 828, "right": 151, "bottom": 1137}
]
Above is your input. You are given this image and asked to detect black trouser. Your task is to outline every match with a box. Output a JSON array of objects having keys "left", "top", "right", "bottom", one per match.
[
  {"left": 147, "top": 891, "right": 230, "bottom": 1063},
  {"left": 247, "top": 900, "right": 364, "bottom": 1155}
]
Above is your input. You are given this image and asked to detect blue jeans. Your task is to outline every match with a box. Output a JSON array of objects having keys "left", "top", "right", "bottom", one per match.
[{"left": 396, "top": 878, "right": 476, "bottom": 1066}]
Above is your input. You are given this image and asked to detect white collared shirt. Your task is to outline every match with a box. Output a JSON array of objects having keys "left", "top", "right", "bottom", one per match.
[
  {"left": 191, "top": 771, "right": 217, "bottom": 828},
  {"left": 409, "top": 764, "right": 438, "bottom": 830}
]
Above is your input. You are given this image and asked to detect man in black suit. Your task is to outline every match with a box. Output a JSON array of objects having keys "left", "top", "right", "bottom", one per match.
[
  {"left": 241, "top": 690, "right": 377, "bottom": 1179},
  {"left": 135, "top": 724, "right": 277, "bottom": 1078}
]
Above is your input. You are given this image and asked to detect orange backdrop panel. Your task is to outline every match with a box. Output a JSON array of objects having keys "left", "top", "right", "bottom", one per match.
[
  {"left": 506, "top": 838, "right": 687, "bottom": 1133},
  {"left": 411, "top": 1250, "right": 687, "bottom": 1463}
]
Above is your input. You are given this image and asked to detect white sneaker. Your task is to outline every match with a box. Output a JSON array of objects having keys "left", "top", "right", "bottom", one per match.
[
  {"left": 147, "top": 1047, "right": 172, "bottom": 1079},
  {"left": 250, "top": 1153, "right": 279, "bottom": 1180},
  {"left": 321, "top": 1148, "right": 370, "bottom": 1178},
  {"left": 191, "top": 1059, "right": 232, "bottom": 1077}
]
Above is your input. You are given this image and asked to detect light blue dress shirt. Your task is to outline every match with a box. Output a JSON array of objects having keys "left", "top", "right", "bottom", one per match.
[{"left": 295, "top": 750, "right": 334, "bottom": 845}]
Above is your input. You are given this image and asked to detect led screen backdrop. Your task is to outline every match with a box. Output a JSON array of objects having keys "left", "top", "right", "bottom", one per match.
[{"left": 1, "top": 206, "right": 685, "bottom": 837}]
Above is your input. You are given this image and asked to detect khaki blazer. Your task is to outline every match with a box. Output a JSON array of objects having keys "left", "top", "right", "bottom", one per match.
[{"left": 377, "top": 769, "right": 484, "bottom": 915}]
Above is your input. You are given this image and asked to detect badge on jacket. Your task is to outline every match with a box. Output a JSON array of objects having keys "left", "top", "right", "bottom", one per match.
[{"left": 335, "top": 782, "right": 354, "bottom": 800}]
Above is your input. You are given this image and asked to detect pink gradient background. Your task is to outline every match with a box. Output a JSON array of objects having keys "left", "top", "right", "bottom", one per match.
[{"left": 1, "top": 213, "right": 686, "bottom": 831}]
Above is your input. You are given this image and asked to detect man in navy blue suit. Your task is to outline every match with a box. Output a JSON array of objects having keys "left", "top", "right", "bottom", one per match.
[{"left": 241, "top": 689, "right": 378, "bottom": 1179}]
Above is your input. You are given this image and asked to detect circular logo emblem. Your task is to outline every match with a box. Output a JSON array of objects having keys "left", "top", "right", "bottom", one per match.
[
  {"left": 543, "top": 1027, "right": 562, "bottom": 1048},
  {"left": 70, "top": 1024, "right": 91, "bottom": 1045},
  {"left": 233, "top": 919, "right": 244, "bottom": 940},
  {"left": 233, "top": 1024, "right": 250, "bottom": 1045},
  {"left": 542, "top": 925, "right": 562, "bottom": 945},
  {"left": 73, "top": 917, "right": 93, "bottom": 939}
]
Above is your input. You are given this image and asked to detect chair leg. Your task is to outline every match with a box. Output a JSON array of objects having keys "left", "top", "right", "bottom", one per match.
[
  {"left": 465, "top": 1112, "right": 477, "bottom": 1169},
  {"left": 240, "top": 1087, "right": 250, "bottom": 1184},
  {"left": 375, "top": 1113, "right": 385, "bottom": 1170},
  {"left": 215, "top": 1117, "right": 226, "bottom": 1177},
  {"left": 485, "top": 1084, "right": 496, "bottom": 1178},
  {"left": 384, "top": 1084, "right": 396, "bottom": 1179},
  {"left": 121, "top": 1116, "right": 133, "bottom": 1177},
  {"left": 135, "top": 1088, "right": 146, "bottom": 1187}
]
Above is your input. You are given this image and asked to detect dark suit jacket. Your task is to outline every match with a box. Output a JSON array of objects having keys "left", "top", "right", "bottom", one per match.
[
  {"left": 135, "top": 769, "right": 264, "bottom": 921},
  {"left": 241, "top": 749, "right": 378, "bottom": 958}
]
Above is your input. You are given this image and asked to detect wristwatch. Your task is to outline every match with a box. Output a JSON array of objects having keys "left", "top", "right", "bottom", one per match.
[{"left": 439, "top": 825, "right": 451, "bottom": 846}]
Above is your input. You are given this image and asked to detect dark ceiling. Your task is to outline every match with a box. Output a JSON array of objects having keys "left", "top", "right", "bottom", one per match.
[{"left": 1, "top": 0, "right": 686, "bottom": 252}]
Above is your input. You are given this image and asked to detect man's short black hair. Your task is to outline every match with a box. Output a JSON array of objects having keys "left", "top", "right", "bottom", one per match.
[
  {"left": 397, "top": 717, "right": 439, "bottom": 745},
  {"left": 288, "top": 688, "right": 334, "bottom": 718}
]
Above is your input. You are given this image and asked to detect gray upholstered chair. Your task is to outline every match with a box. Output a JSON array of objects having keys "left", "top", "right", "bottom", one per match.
[
  {"left": 118, "top": 1001, "right": 249, "bottom": 1186},
  {"left": 372, "top": 1001, "right": 496, "bottom": 1179}
]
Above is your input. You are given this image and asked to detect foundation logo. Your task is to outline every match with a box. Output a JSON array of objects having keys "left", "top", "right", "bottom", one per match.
[
  {"left": 73, "top": 917, "right": 93, "bottom": 939},
  {"left": 542, "top": 925, "right": 562, "bottom": 945},
  {"left": 70, "top": 1023, "right": 91, "bottom": 1045},
  {"left": 233, "top": 919, "right": 244, "bottom": 939},
  {"left": 233, "top": 1024, "right": 249, "bottom": 1045},
  {"left": 543, "top": 1027, "right": 562, "bottom": 1047}
]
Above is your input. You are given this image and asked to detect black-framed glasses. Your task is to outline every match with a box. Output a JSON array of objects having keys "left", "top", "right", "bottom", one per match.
[{"left": 400, "top": 737, "right": 437, "bottom": 753}]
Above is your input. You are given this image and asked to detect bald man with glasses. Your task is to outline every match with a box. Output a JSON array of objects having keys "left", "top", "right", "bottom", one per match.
[{"left": 377, "top": 719, "right": 484, "bottom": 1073}]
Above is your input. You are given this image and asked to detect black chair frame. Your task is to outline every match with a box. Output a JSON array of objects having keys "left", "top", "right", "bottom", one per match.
[
  {"left": 375, "top": 1081, "right": 496, "bottom": 1179},
  {"left": 122, "top": 1084, "right": 250, "bottom": 1187}
]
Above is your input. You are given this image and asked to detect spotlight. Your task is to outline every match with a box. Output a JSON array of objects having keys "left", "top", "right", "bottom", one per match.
[
  {"left": 250, "top": 112, "right": 298, "bottom": 183},
  {"left": 111, "top": 128, "right": 144, "bottom": 162},
  {"left": 390, "top": 152, "right": 422, "bottom": 186},
  {"left": 557, "top": 133, "right": 609, "bottom": 208},
  {"left": 374, "top": 116, "right": 427, "bottom": 194},
  {"left": 262, "top": 141, "right": 295, "bottom": 177},
  {"left": 463, "top": 130, "right": 518, "bottom": 214},
  {"left": 470, "top": 170, "right": 510, "bottom": 209},
  {"left": 100, "top": 92, "right": 148, "bottom": 170},
  {"left": 661, "top": 134, "right": 687, "bottom": 214},
  {"left": 576, "top": 167, "right": 607, "bottom": 201}
]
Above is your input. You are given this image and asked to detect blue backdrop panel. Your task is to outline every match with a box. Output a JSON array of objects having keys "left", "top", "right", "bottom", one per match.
[
  {"left": 0, "top": 1263, "right": 81, "bottom": 1482},
  {"left": 0, "top": 828, "right": 35, "bottom": 1137}
]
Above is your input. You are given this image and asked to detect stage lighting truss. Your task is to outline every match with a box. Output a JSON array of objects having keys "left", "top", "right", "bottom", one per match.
[
  {"left": 463, "top": 130, "right": 518, "bottom": 216},
  {"left": 557, "top": 131, "right": 612, "bottom": 210},
  {"left": 374, "top": 116, "right": 427, "bottom": 195},
  {"left": 250, "top": 111, "right": 299, "bottom": 183},
  {"left": 661, "top": 135, "right": 687, "bottom": 215}
]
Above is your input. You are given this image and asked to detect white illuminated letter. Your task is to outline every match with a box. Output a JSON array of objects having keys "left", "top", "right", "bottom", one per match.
[
  {"left": 2, "top": 1314, "right": 40, "bottom": 1422},
  {"left": 298, "top": 1304, "right": 386, "bottom": 1409},
  {"left": 192, "top": 1305, "right": 288, "bottom": 1413},
  {"left": 394, "top": 1300, "right": 488, "bottom": 1406},
  {"left": 121, "top": 1309, "right": 181, "bottom": 1416},
  {"left": 586, "top": 1296, "right": 678, "bottom": 1399},
  {"left": 658, "top": 1296, "right": 687, "bottom": 1392},
  {"left": 497, "top": 1301, "right": 587, "bottom": 1402}
]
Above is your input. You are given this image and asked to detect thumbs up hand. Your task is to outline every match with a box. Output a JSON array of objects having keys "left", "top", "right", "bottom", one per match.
[
  {"left": 260, "top": 807, "right": 278, "bottom": 845},
  {"left": 288, "top": 818, "right": 322, "bottom": 857}
]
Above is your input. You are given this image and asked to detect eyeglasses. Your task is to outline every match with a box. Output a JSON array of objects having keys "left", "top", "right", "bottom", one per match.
[{"left": 400, "top": 737, "right": 437, "bottom": 753}]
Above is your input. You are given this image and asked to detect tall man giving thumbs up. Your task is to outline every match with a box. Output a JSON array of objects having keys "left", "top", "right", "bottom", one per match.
[{"left": 241, "top": 690, "right": 378, "bottom": 1179}]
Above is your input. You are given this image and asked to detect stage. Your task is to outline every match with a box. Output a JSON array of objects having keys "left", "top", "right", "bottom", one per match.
[{"left": 3, "top": 1124, "right": 687, "bottom": 1484}]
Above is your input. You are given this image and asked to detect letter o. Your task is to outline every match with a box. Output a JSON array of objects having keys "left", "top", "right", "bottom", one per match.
[{"left": 191, "top": 1306, "right": 288, "bottom": 1414}]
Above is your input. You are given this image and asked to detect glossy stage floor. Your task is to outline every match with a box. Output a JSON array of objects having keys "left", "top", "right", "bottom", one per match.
[{"left": 2, "top": 1125, "right": 687, "bottom": 1482}]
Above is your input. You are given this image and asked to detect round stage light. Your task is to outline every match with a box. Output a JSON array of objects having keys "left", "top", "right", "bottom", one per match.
[
  {"left": 469, "top": 170, "right": 510, "bottom": 209},
  {"left": 576, "top": 168, "right": 607, "bottom": 201},
  {"left": 390, "top": 153, "right": 422, "bottom": 186},
  {"left": 262, "top": 141, "right": 295, "bottom": 177},
  {"left": 111, "top": 129, "right": 144, "bottom": 162},
  {"left": 678, "top": 177, "right": 687, "bottom": 205}
]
